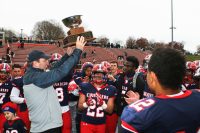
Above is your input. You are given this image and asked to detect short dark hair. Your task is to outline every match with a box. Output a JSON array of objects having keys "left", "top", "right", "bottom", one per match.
[
  {"left": 110, "top": 61, "right": 118, "bottom": 66},
  {"left": 12, "top": 64, "right": 22, "bottom": 69},
  {"left": 148, "top": 48, "right": 186, "bottom": 89},
  {"left": 126, "top": 56, "right": 139, "bottom": 68}
]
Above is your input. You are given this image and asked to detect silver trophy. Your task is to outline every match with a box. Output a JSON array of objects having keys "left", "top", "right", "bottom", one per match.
[{"left": 62, "top": 15, "right": 95, "bottom": 47}]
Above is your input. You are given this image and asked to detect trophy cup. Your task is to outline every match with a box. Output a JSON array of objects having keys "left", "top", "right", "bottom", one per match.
[{"left": 62, "top": 15, "right": 95, "bottom": 47}]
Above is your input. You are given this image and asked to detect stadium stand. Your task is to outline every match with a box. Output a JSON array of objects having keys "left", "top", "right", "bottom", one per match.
[{"left": 0, "top": 43, "right": 149, "bottom": 65}]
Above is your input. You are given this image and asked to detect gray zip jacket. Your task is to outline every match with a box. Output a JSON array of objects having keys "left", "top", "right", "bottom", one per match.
[{"left": 23, "top": 49, "right": 82, "bottom": 132}]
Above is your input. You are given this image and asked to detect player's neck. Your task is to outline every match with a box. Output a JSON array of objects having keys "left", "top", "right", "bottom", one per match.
[
  {"left": 155, "top": 87, "right": 181, "bottom": 96},
  {"left": 94, "top": 83, "right": 104, "bottom": 88},
  {"left": 111, "top": 70, "right": 117, "bottom": 76}
]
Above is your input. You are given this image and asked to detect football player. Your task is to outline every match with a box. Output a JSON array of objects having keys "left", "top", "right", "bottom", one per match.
[
  {"left": 10, "top": 64, "right": 30, "bottom": 132},
  {"left": 0, "top": 63, "right": 17, "bottom": 132},
  {"left": 121, "top": 48, "right": 200, "bottom": 132},
  {"left": 78, "top": 64, "right": 117, "bottom": 133},
  {"left": 50, "top": 53, "right": 72, "bottom": 133}
]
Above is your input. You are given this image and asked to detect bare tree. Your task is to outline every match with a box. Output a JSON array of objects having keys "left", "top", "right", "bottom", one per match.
[
  {"left": 97, "top": 36, "right": 109, "bottom": 47},
  {"left": 125, "top": 37, "right": 136, "bottom": 49},
  {"left": 153, "top": 42, "right": 165, "bottom": 49},
  {"left": 0, "top": 28, "right": 17, "bottom": 42},
  {"left": 32, "top": 20, "right": 65, "bottom": 40},
  {"left": 136, "top": 37, "right": 148, "bottom": 49},
  {"left": 168, "top": 41, "right": 185, "bottom": 52},
  {"left": 113, "top": 39, "right": 123, "bottom": 48}
]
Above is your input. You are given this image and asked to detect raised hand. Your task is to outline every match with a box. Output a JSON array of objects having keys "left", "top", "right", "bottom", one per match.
[{"left": 76, "top": 36, "right": 87, "bottom": 51}]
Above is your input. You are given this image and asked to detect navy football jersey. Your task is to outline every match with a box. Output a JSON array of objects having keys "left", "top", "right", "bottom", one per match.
[
  {"left": 183, "top": 83, "right": 198, "bottom": 90},
  {"left": 143, "top": 82, "right": 154, "bottom": 98},
  {"left": 80, "top": 82, "right": 117, "bottom": 125},
  {"left": 116, "top": 73, "right": 145, "bottom": 116},
  {"left": 107, "top": 73, "right": 120, "bottom": 86},
  {"left": 12, "top": 77, "right": 27, "bottom": 112},
  {"left": 121, "top": 90, "right": 200, "bottom": 133},
  {"left": 3, "top": 118, "right": 27, "bottom": 133},
  {"left": 53, "top": 75, "right": 71, "bottom": 113},
  {"left": 0, "top": 80, "right": 14, "bottom": 108}
]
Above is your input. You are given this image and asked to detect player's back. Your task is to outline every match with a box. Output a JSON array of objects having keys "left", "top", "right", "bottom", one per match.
[
  {"left": 53, "top": 75, "right": 71, "bottom": 108},
  {"left": 121, "top": 90, "right": 200, "bottom": 133},
  {"left": 0, "top": 80, "right": 14, "bottom": 105}
]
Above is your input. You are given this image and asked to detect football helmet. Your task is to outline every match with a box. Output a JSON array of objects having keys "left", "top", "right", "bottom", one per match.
[
  {"left": 143, "top": 54, "right": 152, "bottom": 69},
  {"left": 135, "top": 65, "right": 146, "bottom": 74},
  {"left": 101, "top": 61, "right": 111, "bottom": 72},
  {"left": 193, "top": 60, "right": 200, "bottom": 69},
  {"left": 186, "top": 61, "right": 196, "bottom": 71},
  {"left": 0, "top": 63, "right": 11, "bottom": 73},
  {"left": 68, "top": 80, "right": 79, "bottom": 96},
  {"left": 0, "top": 63, "right": 11, "bottom": 81},
  {"left": 92, "top": 64, "right": 108, "bottom": 84},
  {"left": 50, "top": 53, "right": 62, "bottom": 62},
  {"left": 49, "top": 53, "right": 62, "bottom": 68},
  {"left": 81, "top": 62, "right": 93, "bottom": 70},
  {"left": 92, "top": 64, "right": 108, "bottom": 74}
]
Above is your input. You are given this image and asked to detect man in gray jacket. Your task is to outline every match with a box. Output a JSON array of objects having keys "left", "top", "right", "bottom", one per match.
[{"left": 23, "top": 36, "right": 86, "bottom": 133}]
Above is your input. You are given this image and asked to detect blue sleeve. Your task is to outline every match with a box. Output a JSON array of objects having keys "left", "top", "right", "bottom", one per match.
[
  {"left": 121, "top": 106, "right": 143, "bottom": 132},
  {"left": 79, "top": 83, "right": 87, "bottom": 95},
  {"left": 121, "top": 98, "right": 159, "bottom": 132},
  {"left": 121, "top": 98, "right": 156, "bottom": 132},
  {"left": 74, "top": 77, "right": 82, "bottom": 85},
  {"left": 23, "top": 49, "right": 82, "bottom": 88}
]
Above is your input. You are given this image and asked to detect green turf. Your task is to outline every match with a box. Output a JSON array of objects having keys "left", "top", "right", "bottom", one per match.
[{"left": 186, "top": 55, "right": 200, "bottom": 61}]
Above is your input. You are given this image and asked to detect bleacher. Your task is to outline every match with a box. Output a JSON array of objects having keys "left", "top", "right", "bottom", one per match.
[{"left": 0, "top": 43, "right": 150, "bottom": 65}]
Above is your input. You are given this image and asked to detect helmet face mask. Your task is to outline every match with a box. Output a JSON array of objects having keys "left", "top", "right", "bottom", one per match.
[
  {"left": 50, "top": 53, "right": 62, "bottom": 62},
  {"left": 0, "top": 63, "right": 11, "bottom": 81},
  {"left": 49, "top": 53, "right": 62, "bottom": 69},
  {"left": 92, "top": 64, "right": 108, "bottom": 84},
  {"left": 92, "top": 72, "right": 107, "bottom": 84}
]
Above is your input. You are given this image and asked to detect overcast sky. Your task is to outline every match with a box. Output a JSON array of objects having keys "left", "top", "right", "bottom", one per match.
[{"left": 1, "top": 0, "right": 200, "bottom": 52}]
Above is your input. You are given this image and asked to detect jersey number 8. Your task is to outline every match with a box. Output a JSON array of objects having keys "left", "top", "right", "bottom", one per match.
[{"left": 55, "top": 88, "right": 64, "bottom": 102}]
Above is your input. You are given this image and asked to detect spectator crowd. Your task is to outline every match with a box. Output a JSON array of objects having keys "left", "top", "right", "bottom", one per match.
[{"left": 0, "top": 37, "right": 200, "bottom": 133}]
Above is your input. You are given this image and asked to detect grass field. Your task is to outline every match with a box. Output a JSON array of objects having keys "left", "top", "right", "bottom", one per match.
[{"left": 186, "top": 55, "right": 200, "bottom": 61}]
